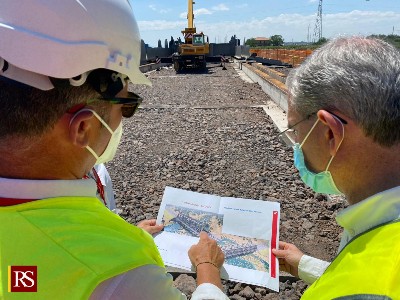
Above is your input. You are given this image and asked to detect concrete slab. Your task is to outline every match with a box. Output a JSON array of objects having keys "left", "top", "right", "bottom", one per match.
[
  {"left": 233, "top": 59, "right": 294, "bottom": 146},
  {"left": 253, "top": 104, "right": 294, "bottom": 146},
  {"left": 253, "top": 104, "right": 287, "bottom": 132},
  {"left": 233, "top": 63, "right": 255, "bottom": 84}
]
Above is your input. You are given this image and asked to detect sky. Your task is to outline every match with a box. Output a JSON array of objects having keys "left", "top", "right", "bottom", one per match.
[{"left": 131, "top": 0, "right": 400, "bottom": 47}]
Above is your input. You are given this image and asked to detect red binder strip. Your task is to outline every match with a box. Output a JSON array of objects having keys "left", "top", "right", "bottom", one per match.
[{"left": 270, "top": 210, "right": 278, "bottom": 278}]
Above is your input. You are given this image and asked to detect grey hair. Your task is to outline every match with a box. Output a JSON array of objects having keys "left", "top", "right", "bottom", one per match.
[{"left": 287, "top": 36, "right": 400, "bottom": 147}]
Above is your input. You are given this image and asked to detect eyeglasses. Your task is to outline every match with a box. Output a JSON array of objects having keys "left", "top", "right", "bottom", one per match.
[
  {"left": 277, "top": 111, "right": 347, "bottom": 146},
  {"left": 278, "top": 112, "right": 316, "bottom": 139},
  {"left": 67, "top": 91, "right": 142, "bottom": 118}
]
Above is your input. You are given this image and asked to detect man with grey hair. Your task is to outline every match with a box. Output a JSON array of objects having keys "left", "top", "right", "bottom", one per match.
[{"left": 273, "top": 36, "right": 400, "bottom": 299}]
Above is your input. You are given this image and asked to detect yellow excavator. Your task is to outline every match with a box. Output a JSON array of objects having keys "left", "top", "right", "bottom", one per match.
[{"left": 172, "top": 0, "right": 209, "bottom": 72}]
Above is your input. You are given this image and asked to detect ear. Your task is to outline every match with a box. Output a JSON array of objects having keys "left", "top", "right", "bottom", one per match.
[
  {"left": 317, "top": 110, "right": 344, "bottom": 156},
  {"left": 68, "top": 111, "right": 96, "bottom": 148}
]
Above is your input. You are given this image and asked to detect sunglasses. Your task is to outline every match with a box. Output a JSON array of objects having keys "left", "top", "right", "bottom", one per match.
[
  {"left": 67, "top": 91, "right": 142, "bottom": 118},
  {"left": 99, "top": 91, "right": 143, "bottom": 118},
  {"left": 87, "top": 69, "right": 143, "bottom": 118}
]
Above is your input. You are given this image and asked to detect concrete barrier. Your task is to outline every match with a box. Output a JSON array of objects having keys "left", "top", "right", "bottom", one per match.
[
  {"left": 251, "top": 64, "right": 287, "bottom": 84},
  {"left": 234, "top": 59, "right": 294, "bottom": 145},
  {"left": 139, "top": 62, "right": 171, "bottom": 73},
  {"left": 236, "top": 61, "right": 288, "bottom": 112}
]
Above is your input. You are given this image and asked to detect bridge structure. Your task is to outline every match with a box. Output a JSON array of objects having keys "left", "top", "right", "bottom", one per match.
[
  {"left": 174, "top": 212, "right": 209, "bottom": 236},
  {"left": 222, "top": 244, "right": 258, "bottom": 259},
  {"left": 173, "top": 212, "right": 220, "bottom": 240}
]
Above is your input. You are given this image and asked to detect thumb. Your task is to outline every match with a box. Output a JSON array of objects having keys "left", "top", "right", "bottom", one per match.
[
  {"left": 147, "top": 219, "right": 157, "bottom": 226},
  {"left": 146, "top": 224, "right": 164, "bottom": 234},
  {"left": 272, "top": 248, "right": 287, "bottom": 258}
]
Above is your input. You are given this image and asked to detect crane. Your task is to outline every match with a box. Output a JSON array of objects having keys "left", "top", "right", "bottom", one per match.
[
  {"left": 172, "top": 0, "right": 209, "bottom": 72},
  {"left": 182, "top": 0, "right": 195, "bottom": 42}
]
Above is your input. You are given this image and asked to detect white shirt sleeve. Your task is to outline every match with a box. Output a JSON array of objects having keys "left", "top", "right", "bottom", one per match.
[
  {"left": 89, "top": 265, "right": 228, "bottom": 300},
  {"left": 298, "top": 255, "right": 330, "bottom": 285},
  {"left": 89, "top": 265, "right": 186, "bottom": 300},
  {"left": 191, "top": 283, "right": 229, "bottom": 300}
]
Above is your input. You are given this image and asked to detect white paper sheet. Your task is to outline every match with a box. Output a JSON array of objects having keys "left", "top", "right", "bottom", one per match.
[{"left": 154, "top": 186, "right": 280, "bottom": 292}]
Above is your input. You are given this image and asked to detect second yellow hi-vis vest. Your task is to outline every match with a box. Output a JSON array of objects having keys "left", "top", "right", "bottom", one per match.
[
  {"left": 0, "top": 196, "right": 164, "bottom": 300},
  {"left": 301, "top": 219, "right": 400, "bottom": 300}
]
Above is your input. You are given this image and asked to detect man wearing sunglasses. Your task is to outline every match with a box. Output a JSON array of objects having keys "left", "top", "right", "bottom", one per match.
[
  {"left": 0, "top": 1, "right": 228, "bottom": 299},
  {"left": 273, "top": 37, "right": 400, "bottom": 299}
]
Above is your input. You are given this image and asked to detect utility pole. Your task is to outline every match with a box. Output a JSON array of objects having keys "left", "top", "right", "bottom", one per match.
[{"left": 313, "top": 0, "right": 322, "bottom": 42}]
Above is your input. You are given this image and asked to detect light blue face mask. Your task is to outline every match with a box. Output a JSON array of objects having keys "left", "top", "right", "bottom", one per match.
[{"left": 293, "top": 117, "right": 344, "bottom": 195}]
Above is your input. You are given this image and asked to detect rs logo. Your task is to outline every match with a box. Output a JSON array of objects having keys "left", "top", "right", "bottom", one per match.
[{"left": 8, "top": 266, "right": 37, "bottom": 292}]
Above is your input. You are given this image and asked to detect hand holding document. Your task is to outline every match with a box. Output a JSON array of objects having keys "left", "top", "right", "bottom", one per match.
[{"left": 155, "top": 187, "right": 281, "bottom": 291}]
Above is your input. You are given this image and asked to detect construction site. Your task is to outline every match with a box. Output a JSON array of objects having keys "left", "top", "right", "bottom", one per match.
[
  {"left": 140, "top": 0, "right": 324, "bottom": 69},
  {"left": 106, "top": 0, "right": 391, "bottom": 299},
  {"left": 107, "top": 58, "right": 347, "bottom": 299},
  {"left": 1, "top": 0, "right": 398, "bottom": 299},
  {"left": 105, "top": 4, "right": 346, "bottom": 299}
]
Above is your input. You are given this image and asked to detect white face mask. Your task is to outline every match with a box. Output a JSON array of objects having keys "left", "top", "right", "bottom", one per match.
[
  {"left": 71, "top": 108, "right": 123, "bottom": 164},
  {"left": 86, "top": 110, "right": 123, "bottom": 164}
]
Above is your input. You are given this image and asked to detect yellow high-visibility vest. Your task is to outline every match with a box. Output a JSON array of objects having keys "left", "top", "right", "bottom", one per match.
[
  {"left": 0, "top": 196, "right": 164, "bottom": 299},
  {"left": 301, "top": 219, "right": 400, "bottom": 299}
]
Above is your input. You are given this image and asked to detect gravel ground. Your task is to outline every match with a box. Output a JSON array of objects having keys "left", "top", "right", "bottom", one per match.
[{"left": 107, "top": 63, "right": 347, "bottom": 299}]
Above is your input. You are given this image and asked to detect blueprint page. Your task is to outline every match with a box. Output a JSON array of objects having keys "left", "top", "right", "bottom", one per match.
[{"left": 154, "top": 186, "right": 280, "bottom": 291}]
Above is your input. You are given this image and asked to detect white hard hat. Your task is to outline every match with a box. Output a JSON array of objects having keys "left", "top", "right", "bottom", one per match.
[{"left": 0, "top": 0, "right": 151, "bottom": 90}]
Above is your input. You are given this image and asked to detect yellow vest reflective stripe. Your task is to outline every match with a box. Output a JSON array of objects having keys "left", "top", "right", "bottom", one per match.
[
  {"left": 301, "top": 220, "right": 400, "bottom": 299},
  {"left": 0, "top": 197, "right": 164, "bottom": 300}
]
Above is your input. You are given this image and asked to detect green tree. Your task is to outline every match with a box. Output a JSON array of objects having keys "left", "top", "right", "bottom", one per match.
[
  {"left": 368, "top": 34, "right": 400, "bottom": 49},
  {"left": 270, "top": 35, "right": 284, "bottom": 46},
  {"left": 314, "top": 37, "right": 328, "bottom": 45},
  {"left": 245, "top": 38, "right": 257, "bottom": 47}
]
